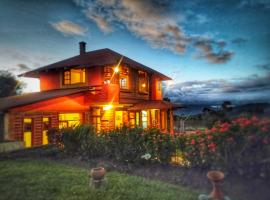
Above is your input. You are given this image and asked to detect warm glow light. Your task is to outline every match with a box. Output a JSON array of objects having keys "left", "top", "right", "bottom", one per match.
[
  {"left": 20, "top": 77, "right": 40, "bottom": 93},
  {"left": 142, "top": 83, "right": 146, "bottom": 88},
  {"left": 103, "top": 104, "right": 113, "bottom": 111},
  {"left": 104, "top": 79, "right": 111, "bottom": 84},
  {"left": 114, "top": 66, "right": 119, "bottom": 73}
]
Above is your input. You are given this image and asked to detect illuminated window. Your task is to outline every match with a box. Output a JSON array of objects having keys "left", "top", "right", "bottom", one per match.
[
  {"left": 136, "top": 112, "right": 140, "bottom": 126},
  {"left": 119, "top": 66, "right": 129, "bottom": 89},
  {"left": 59, "top": 113, "right": 81, "bottom": 128},
  {"left": 138, "top": 71, "right": 149, "bottom": 93},
  {"left": 129, "top": 112, "right": 135, "bottom": 128},
  {"left": 142, "top": 110, "right": 148, "bottom": 129},
  {"left": 91, "top": 108, "right": 101, "bottom": 133},
  {"left": 120, "top": 78, "right": 127, "bottom": 89},
  {"left": 63, "top": 68, "right": 85, "bottom": 85}
]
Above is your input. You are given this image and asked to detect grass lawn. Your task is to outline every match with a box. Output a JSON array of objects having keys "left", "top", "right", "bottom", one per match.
[{"left": 0, "top": 159, "right": 199, "bottom": 200}]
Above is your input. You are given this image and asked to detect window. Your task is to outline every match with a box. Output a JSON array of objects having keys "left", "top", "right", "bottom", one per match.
[
  {"left": 91, "top": 108, "right": 101, "bottom": 133},
  {"left": 59, "top": 113, "right": 82, "bottom": 128},
  {"left": 142, "top": 110, "right": 148, "bottom": 129},
  {"left": 120, "top": 78, "right": 127, "bottom": 89},
  {"left": 129, "top": 112, "right": 135, "bottom": 128},
  {"left": 138, "top": 71, "right": 149, "bottom": 93},
  {"left": 119, "top": 66, "right": 129, "bottom": 89},
  {"left": 63, "top": 68, "right": 86, "bottom": 85}
]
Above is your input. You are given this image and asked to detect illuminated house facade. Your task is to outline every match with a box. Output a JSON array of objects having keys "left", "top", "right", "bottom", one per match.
[{"left": 0, "top": 42, "right": 178, "bottom": 147}]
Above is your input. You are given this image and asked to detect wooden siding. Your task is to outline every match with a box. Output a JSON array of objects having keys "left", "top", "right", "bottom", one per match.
[
  {"left": 9, "top": 112, "right": 59, "bottom": 146},
  {"left": 40, "top": 71, "right": 60, "bottom": 91}
]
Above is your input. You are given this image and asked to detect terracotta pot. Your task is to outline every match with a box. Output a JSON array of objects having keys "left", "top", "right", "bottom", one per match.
[
  {"left": 91, "top": 167, "right": 106, "bottom": 180},
  {"left": 207, "top": 170, "right": 225, "bottom": 200}
]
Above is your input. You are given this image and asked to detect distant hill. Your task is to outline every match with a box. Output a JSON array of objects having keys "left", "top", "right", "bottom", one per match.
[{"left": 175, "top": 102, "right": 270, "bottom": 117}]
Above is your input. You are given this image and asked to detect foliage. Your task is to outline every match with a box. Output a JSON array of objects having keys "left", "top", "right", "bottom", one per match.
[
  {"left": 0, "top": 70, "right": 24, "bottom": 98},
  {"left": 51, "top": 116, "right": 270, "bottom": 177},
  {"left": 182, "top": 116, "right": 270, "bottom": 175}
]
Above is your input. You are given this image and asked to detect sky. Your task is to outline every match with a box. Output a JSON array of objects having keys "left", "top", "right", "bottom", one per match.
[{"left": 0, "top": 0, "right": 270, "bottom": 105}]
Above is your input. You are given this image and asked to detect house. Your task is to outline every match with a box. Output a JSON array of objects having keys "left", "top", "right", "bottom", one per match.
[{"left": 0, "top": 42, "right": 180, "bottom": 147}]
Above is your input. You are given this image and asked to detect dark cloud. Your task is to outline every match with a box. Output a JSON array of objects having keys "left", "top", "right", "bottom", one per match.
[
  {"left": 164, "top": 73, "right": 270, "bottom": 103},
  {"left": 17, "top": 64, "right": 31, "bottom": 71},
  {"left": 238, "top": 0, "right": 270, "bottom": 9},
  {"left": 74, "top": 0, "right": 233, "bottom": 63},
  {"left": 193, "top": 39, "right": 234, "bottom": 64},
  {"left": 256, "top": 63, "right": 270, "bottom": 71},
  {"left": 231, "top": 37, "right": 247, "bottom": 46}
]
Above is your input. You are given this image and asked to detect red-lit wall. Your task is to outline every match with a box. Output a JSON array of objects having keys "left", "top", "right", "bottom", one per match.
[
  {"left": 10, "top": 93, "right": 88, "bottom": 112},
  {"left": 88, "top": 67, "right": 103, "bottom": 86},
  {"left": 150, "top": 75, "right": 162, "bottom": 100},
  {"left": 40, "top": 71, "right": 60, "bottom": 91}
]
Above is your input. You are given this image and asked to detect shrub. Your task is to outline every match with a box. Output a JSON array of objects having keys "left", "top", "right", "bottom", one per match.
[{"left": 182, "top": 116, "right": 270, "bottom": 175}]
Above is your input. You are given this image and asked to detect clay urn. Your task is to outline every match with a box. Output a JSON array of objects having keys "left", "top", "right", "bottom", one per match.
[
  {"left": 207, "top": 170, "right": 225, "bottom": 200},
  {"left": 90, "top": 167, "right": 106, "bottom": 180}
]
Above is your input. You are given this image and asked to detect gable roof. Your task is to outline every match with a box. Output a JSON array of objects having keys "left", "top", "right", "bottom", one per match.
[
  {"left": 0, "top": 87, "right": 89, "bottom": 111},
  {"left": 19, "top": 48, "right": 171, "bottom": 80}
]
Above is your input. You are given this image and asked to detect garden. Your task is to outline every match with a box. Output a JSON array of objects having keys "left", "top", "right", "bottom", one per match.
[{"left": 1, "top": 115, "right": 270, "bottom": 200}]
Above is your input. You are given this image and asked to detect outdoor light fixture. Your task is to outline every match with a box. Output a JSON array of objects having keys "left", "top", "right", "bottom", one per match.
[
  {"left": 103, "top": 105, "right": 113, "bottom": 111},
  {"left": 104, "top": 80, "right": 110, "bottom": 85},
  {"left": 114, "top": 67, "right": 119, "bottom": 73}
]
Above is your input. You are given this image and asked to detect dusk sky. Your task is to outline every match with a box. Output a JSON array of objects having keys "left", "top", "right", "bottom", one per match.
[{"left": 0, "top": 0, "right": 270, "bottom": 104}]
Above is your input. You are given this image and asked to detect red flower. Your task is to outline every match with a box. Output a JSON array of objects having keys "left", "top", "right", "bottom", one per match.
[
  {"left": 251, "top": 116, "right": 259, "bottom": 123},
  {"left": 190, "top": 139, "right": 196, "bottom": 145},
  {"left": 207, "top": 135, "right": 213, "bottom": 140},
  {"left": 208, "top": 143, "right": 216, "bottom": 152},
  {"left": 196, "top": 130, "right": 202, "bottom": 135},
  {"left": 211, "top": 127, "right": 217, "bottom": 133},
  {"left": 220, "top": 127, "right": 229, "bottom": 133}
]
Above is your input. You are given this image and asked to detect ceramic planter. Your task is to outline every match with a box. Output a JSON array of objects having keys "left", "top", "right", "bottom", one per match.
[{"left": 90, "top": 167, "right": 106, "bottom": 180}]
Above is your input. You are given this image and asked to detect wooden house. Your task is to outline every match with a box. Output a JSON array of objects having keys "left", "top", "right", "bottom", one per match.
[{"left": 0, "top": 42, "right": 180, "bottom": 147}]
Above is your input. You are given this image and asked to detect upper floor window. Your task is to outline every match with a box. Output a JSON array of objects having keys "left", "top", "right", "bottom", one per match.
[
  {"left": 104, "top": 66, "right": 129, "bottom": 89},
  {"left": 119, "top": 66, "right": 129, "bottom": 89},
  {"left": 138, "top": 71, "right": 149, "bottom": 93},
  {"left": 63, "top": 68, "right": 86, "bottom": 85}
]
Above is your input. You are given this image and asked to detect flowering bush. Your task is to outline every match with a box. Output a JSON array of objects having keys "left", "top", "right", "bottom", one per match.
[
  {"left": 182, "top": 116, "right": 270, "bottom": 174},
  {"left": 52, "top": 116, "right": 270, "bottom": 176}
]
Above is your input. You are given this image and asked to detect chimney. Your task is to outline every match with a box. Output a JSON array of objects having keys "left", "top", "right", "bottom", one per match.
[{"left": 79, "top": 41, "right": 86, "bottom": 55}]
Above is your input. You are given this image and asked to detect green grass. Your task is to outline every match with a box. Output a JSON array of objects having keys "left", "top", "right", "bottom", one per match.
[{"left": 0, "top": 159, "right": 198, "bottom": 200}]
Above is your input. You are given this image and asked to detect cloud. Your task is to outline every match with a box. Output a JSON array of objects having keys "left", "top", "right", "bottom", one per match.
[
  {"left": 17, "top": 64, "right": 31, "bottom": 71},
  {"left": 238, "top": 0, "right": 270, "bottom": 9},
  {"left": 74, "top": 0, "right": 233, "bottom": 63},
  {"left": 256, "top": 63, "right": 270, "bottom": 71},
  {"left": 85, "top": 13, "right": 113, "bottom": 33},
  {"left": 193, "top": 39, "right": 234, "bottom": 64},
  {"left": 164, "top": 73, "right": 270, "bottom": 103},
  {"left": 50, "top": 20, "right": 87, "bottom": 36},
  {"left": 231, "top": 37, "right": 247, "bottom": 46}
]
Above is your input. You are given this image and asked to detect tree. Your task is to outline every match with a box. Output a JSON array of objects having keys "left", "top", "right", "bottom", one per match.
[{"left": 0, "top": 70, "right": 24, "bottom": 98}]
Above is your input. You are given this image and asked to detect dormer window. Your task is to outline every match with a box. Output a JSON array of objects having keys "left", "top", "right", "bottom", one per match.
[
  {"left": 63, "top": 68, "right": 86, "bottom": 85},
  {"left": 138, "top": 71, "right": 149, "bottom": 93}
]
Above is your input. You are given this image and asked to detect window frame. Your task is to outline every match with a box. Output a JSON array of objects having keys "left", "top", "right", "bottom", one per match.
[
  {"left": 138, "top": 70, "right": 149, "bottom": 94},
  {"left": 63, "top": 68, "right": 86, "bottom": 86}
]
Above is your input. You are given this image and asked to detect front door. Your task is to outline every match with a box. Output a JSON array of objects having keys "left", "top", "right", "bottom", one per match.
[
  {"left": 23, "top": 118, "right": 32, "bottom": 148},
  {"left": 115, "top": 111, "right": 123, "bottom": 128}
]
